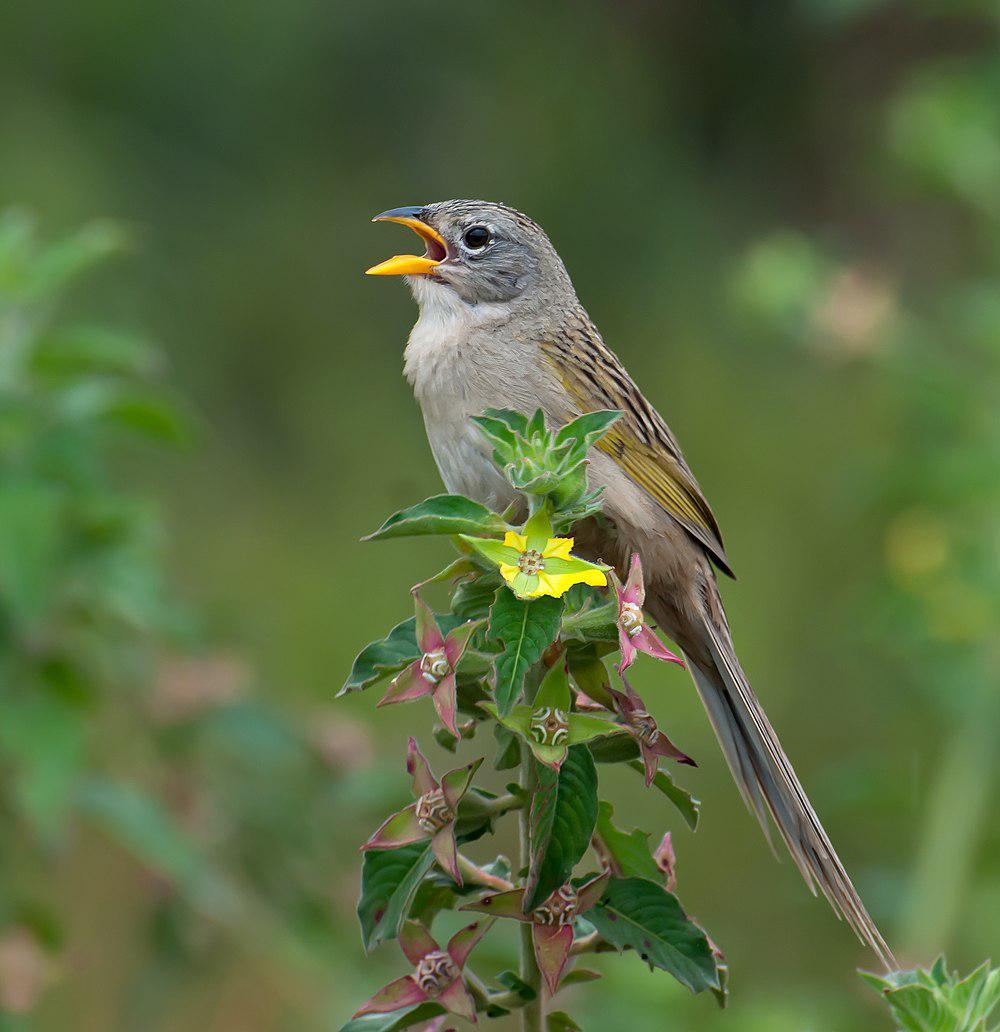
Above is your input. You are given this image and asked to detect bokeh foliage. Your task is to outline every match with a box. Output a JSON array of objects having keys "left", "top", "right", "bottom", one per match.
[{"left": 0, "top": 0, "right": 997, "bottom": 1028}]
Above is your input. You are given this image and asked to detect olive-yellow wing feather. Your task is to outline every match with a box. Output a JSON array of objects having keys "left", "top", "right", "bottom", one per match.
[{"left": 542, "top": 331, "right": 734, "bottom": 578}]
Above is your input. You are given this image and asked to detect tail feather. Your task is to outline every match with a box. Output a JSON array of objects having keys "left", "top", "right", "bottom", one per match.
[{"left": 679, "top": 603, "right": 895, "bottom": 969}]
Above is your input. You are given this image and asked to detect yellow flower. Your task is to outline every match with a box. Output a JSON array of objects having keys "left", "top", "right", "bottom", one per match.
[{"left": 460, "top": 509, "right": 608, "bottom": 600}]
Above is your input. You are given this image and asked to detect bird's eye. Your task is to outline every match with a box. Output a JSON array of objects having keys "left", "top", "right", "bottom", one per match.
[{"left": 462, "top": 225, "right": 491, "bottom": 250}]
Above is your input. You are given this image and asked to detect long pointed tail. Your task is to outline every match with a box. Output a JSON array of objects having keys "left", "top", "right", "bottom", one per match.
[{"left": 652, "top": 586, "right": 896, "bottom": 969}]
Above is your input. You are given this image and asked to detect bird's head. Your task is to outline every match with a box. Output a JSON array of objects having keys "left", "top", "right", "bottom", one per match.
[{"left": 366, "top": 200, "right": 572, "bottom": 308}]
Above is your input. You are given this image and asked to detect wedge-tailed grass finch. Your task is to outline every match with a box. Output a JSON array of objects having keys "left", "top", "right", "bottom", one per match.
[{"left": 366, "top": 201, "right": 895, "bottom": 967}]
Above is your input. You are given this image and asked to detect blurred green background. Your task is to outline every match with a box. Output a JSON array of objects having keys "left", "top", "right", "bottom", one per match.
[{"left": 0, "top": 1, "right": 998, "bottom": 1028}]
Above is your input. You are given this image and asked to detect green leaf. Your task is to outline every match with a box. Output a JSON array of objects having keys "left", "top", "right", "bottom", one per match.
[
  {"left": 561, "top": 968, "right": 602, "bottom": 986},
  {"left": 451, "top": 569, "right": 503, "bottom": 621},
  {"left": 561, "top": 601, "right": 619, "bottom": 644},
  {"left": 554, "top": 409, "right": 622, "bottom": 451},
  {"left": 0, "top": 482, "right": 63, "bottom": 627},
  {"left": 587, "top": 877, "right": 721, "bottom": 995},
  {"left": 357, "top": 841, "right": 435, "bottom": 952},
  {"left": 77, "top": 778, "right": 239, "bottom": 921},
  {"left": 339, "top": 612, "right": 465, "bottom": 696},
  {"left": 494, "top": 724, "right": 521, "bottom": 770},
  {"left": 630, "top": 760, "right": 700, "bottom": 832},
  {"left": 338, "top": 1002, "right": 443, "bottom": 1032},
  {"left": 364, "top": 495, "right": 507, "bottom": 541},
  {"left": 30, "top": 325, "right": 160, "bottom": 380},
  {"left": 0, "top": 692, "right": 85, "bottom": 844},
  {"left": 594, "top": 801, "right": 660, "bottom": 880},
  {"left": 496, "top": 970, "right": 537, "bottom": 1001},
  {"left": 589, "top": 734, "right": 640, "bottom": 764},
  {"left": 488, "top": 589, "right": 563, "bottom": 715},
  {"left": 525, "top": 745, "right": 599, "bottom": 911},
  {"left": 547, "top": 1012, "right": 583, "bottom": 1031}
]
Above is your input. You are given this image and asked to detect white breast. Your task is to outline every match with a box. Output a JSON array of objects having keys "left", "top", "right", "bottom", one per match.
[{"left": 403, "top": 279, "right": 520, "bottom": 510}]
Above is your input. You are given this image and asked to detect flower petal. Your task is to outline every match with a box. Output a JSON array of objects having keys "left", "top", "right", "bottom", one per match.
[
  {"left": 567, "top": 713, "right": 620, "bottom": 746},
  {"left": 459, "top": 888, "right": 530, "bottom": 921},
  {"left": 431, "top": 826, "right": 461, "bottom": 884},
  {"left": 541, "top": 536, "right": 574, "bottom": 560},
  {"left": 575, "top": 870, "right": 612, "bottom": 913},
  {"left": 413, "top": 593, "right": 445, "bottom": 653},
  {"left": 617, "top": 628, "right": 638, "bottom": 673},
  {"left": 509, "top": 571, "right": 540, "bottom": 599},
  {"left": 440, "top": 756, "right": 483, "bottom": 810},
  {"left": 532, "top": 923, "right": 574, "bottom": 994},
  {"left": 379, "top": 662, "right": 434, "bottom": 706},
  {"left": 446, "top": 919, "right": 494, "bottom": 969},
  {"left": 503, "top": 530, "right": 528, "bottom": 551},
  {"left": 407, "top": 737, "right": 438, "bottom": 797},
  {"left": 362, "top": 804, "right": 426, "bottom": 851},
  {"left": 432, "top": 674, "right": 459, "bottom": 737},
  {"left": 624, "top": 552, "right": 645, "bottom": 606},
  {"left": 640, "top": 743, "right": 659, "bottom": 787},
  {"left": 443, "top": 620, "right": 481, "bottom": 666},
  {"left": 437, "top": 977, "right": 477, "bottom": 1023},
  {"left": 352, "top": 975, "right": 426, "bottom": 1017},
  {"left": 635, "top": 627, "right": 684, "bottom": 666},
  {"left": 654, "top": 832, "right": 677, "bottom": 892},
  {"left": 399, "top": 920, "right": 439, "bottom": 965},
  {"left": 652, "top": 730, "right": 697, "bottom": 767}
]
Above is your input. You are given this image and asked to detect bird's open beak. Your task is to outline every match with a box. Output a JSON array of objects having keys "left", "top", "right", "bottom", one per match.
[{"left": 366, "top": 206, "right": 447, "bottom": 276}]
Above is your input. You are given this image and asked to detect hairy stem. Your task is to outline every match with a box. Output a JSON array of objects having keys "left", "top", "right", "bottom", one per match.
[{"left": 518, "top": 736, "right": 544, "bottom": 1031}]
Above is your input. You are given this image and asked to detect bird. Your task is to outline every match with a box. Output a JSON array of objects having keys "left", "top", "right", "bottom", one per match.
[{"left": 366, "top": 199, "right": 894, "bottom": 968}]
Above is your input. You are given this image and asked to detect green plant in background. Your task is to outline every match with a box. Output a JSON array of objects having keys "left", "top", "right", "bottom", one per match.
[
  {"left": 340, "top": 410, "right": 725, "bottom": 1030},
  {"left": 863, "top": 958, "right": 1000, "bottom": 1032},
  {"left": 0, "top": 214, "right": 361, "bottom": 1023},
  {"left": 0, "top": 212, "right": 192, "bottom": 947}
]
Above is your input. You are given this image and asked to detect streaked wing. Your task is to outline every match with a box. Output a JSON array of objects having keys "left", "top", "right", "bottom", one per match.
[{"left": 541, "top": 322, "right": 734, "bottom": 578}]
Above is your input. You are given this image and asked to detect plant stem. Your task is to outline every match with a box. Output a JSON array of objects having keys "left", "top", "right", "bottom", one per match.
[
  {"left": 456, "top": 853, "right": 514, "bottom": 891},
  {"left": 518, "top": 737, "right": 544, "bottom": 1031}
]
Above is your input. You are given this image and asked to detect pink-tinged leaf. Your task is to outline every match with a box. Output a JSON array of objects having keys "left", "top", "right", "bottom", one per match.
[
  {"left": 618, "top": 630, "right": 638, "bottom": 673},
  {"left": 532, "top": 923, "right": 574, "bottom": 994},
  {"left": 406, "top": 738, "right": 438, "bottom": 797},
  {"left": 639, "top": 744, "right": 659, "bottom": 787},
  {"left": 651, "top": 729, "right": 696, "bottom": 767},
  {"left": 529, "top": 741, "right": 567, "bottom": 770},
  {"left": 440, "top": 756, "right": 483, "bottom": 810},
  {"left": 446, "top": 919, "right": 494, "bottom": 969},
  {"left": 432, "top": 675, "right": 459, "bottom": 738},
  {"left": 431, "top": 826, "right": 461, "bottom": 885},
  {"left": 436, "top": 977, "right": 477, "bottom": 1023},
  {"left": 491, "top": 705, "right": 532, "bottom": 740},
  {"left": 654, "top": 832, "right": 677, "bottom": 892},
  {"left": 567, "top": 713, "right": 619, "bottom": 746},
  {"left": 413, "top": 593, "right": 446, "bottom": 653},
  {"left": 459, "top": 888, "right": 529, "bottom": 921},
  {"left": 635, "top": 627, "right": 683, "bottom": 666},
  {"left": 623, "top": 552, "right": 645, "bottom": 606},
  {"left": 399, "top": 920, "right": 439, "bottom": 965},
  {"left": 443, "top": 620, "right": 480, "bottom": 666},
  {"left": 352, "top": 975, "right": 426, "bottom": 1017},
  {"left": 380, "top": 663, "right": 433, "bottom": 706},
  {"left": 362, "top": 804, "right": 426, "bottom": 851},
  {"left": 575, "top": 870, "right": 611, "bottom": 913}
]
